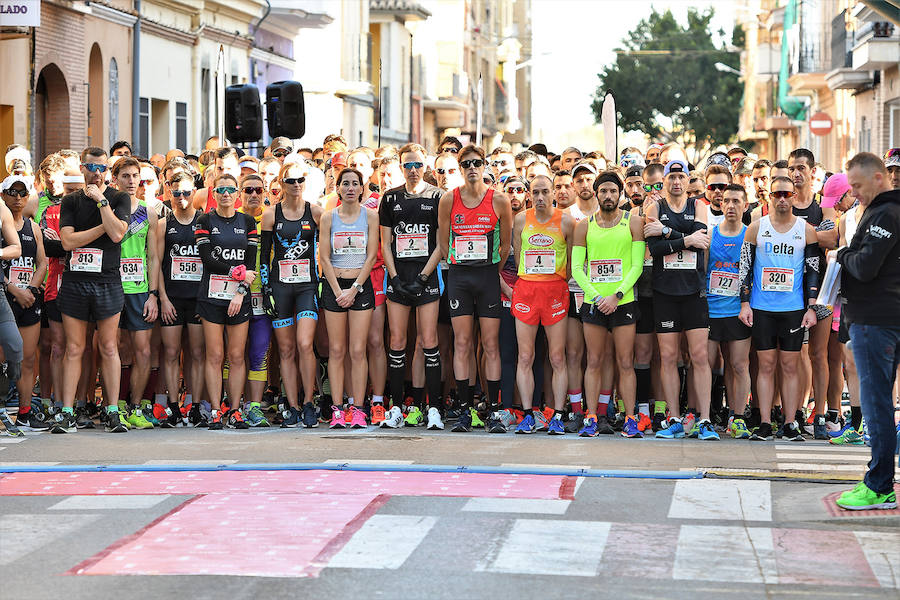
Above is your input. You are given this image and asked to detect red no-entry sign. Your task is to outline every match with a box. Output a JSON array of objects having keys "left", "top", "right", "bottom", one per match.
[{"left": 809, "top": 112, "right": 833, "bottom": 136}]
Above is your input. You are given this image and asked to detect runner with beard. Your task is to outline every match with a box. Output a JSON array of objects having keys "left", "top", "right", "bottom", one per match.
[
  {"left": 747, "top": 159, "right": 771, "bottom": 224},
  {"left": 704, "top": 165, "right": 732, "bottom": 228}
]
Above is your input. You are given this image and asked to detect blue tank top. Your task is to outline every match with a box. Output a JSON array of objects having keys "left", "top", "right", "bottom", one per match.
[
  {"left": 750, "top": 215, "right": 806, "bottom": 312},
  {"left": 329, "top": 206, "right": 369, "bottom": 270},
  {"left": 706, "top": 224, "right": 745, "bottom": 318}
]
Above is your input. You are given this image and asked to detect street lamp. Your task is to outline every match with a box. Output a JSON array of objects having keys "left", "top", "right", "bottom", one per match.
[{"left": 714, "top": 62, "right": 742, "bottom": 76}]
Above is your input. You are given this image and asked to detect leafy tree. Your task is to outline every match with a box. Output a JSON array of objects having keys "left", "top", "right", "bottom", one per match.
[{"left": 592, "top": 7, "right": 743, "bottom": 149}]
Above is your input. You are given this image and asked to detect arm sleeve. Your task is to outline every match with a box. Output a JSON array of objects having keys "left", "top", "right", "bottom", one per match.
[
  {"left": 244, "top": 214, "right": 258, "bottom": 271},
  {"left": 59, "top": 195, "right": 74, "bottom": 230},
  {"left": 692, "top": 221, "right": 708, "bottom": 233},
  {"left": 111, "top": 190, "right": 131, "bottom": 223},
  {"left": 836, "top": 210, "right": 899, "bottom": 283},
  {"left": 571, "top": 245, "right": 600, "bottom": 302},
  {"left": 618, "top": 240, "right": 646, "bottom": 297},
  {"left": 260, "top": 230, "right": 273, "bottom": 286},
  {"left": 194, "top": 214, "right": 231, "bottom": 275},
  {"left": 647, "top": 232, "right": 686, "bottom": 257},
  {"left": 739, "top": 241, "right": 755, "bottom": 303},
  {"left": 43, "top": 237, "right": 65, "bottom": 258},
  {"left": 804, "top": 243, "right": 820, "bottom": 303}
]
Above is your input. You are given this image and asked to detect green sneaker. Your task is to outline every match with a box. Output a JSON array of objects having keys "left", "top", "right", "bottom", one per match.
[
  {"left": 245, "top": 402, "right": 270, "bottom": 427},
  {"left": 730, "top": 418, "right": 751, "bottom": 439},
  {"left": 140, "top": 402, "right": 161, "bottom": 426},
  {"left": 126, "top": 408, "right": 154, "bottom": 429},
  {"left": 829, "top": 428, "right": 864, "bottom": 445},
  {"left": 118, "top": 411, "right": 132, "bottom": 430},
  {"left": 404, "top": 406, "right": 424, "bottom": 427},
  {"left": 687, "top": 422, "right": 701, "bottom": 439},
  {"left": 469, "top": 407, "right": 485, "bottom": 428},
  {"left": 836, "top": 482, "right": 897, "bottom": 511}
]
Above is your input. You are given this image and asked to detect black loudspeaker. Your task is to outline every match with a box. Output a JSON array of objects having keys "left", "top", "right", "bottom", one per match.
[
  {"left": 266, "top": 80, "right": 305, "bottom": 139},
  {"left": 225, "top": 84, "right": 263, "bottom": 143}
]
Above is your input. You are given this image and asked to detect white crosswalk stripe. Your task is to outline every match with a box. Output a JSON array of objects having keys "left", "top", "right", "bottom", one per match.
[
  {"left": 668, "top": 480, "right": 772, "bottom": 521},
  {"left": 854, "top": 531, "right": 900, "bottom": 589},
  {"left": 462, "top": 498, "right": 571, "bottom": 514},
  {"left": 674, "top": 525, "right": 778, "bottom": 584},
  {"left": 328, "top": 515, "right": 437, "bottom": 569},
  {"left": 774, "top": 443, "right": 900, "bottom": 475}
]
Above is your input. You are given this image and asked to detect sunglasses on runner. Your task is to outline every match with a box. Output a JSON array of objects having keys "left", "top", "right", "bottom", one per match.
[
  {"left": 171, "top": 190, "right": 192, "bottom": 198},
  {"left": 460, "top": 159, "right": 485, "bottom": 169},
  {"left": 771, "top": 190, "right": 794, "bottom": 199},
  {"left": 505, "top": 186, "right": 525, "bottom": 193},
  {"left": 3, "top": 188, "right": 28, "bottom": 198},
  {"left": 402, "top": 162, "right": 424, "bottom": 170},
  {"left": 436, "top": 168, "right": 457, "bottom": 175},
  {"left": 885, "top": 148, "right": 900, "bottom": 159},
  {"left": 441, "top": 147, "right": 459, "bottom": 154},
  {"left": 242, "top": 186, "right": 264, "bottom": 195},
  {"left": 643, "top": 182, "right": 663, "bottom": 192},
  {"left": 82, "top": 163, "right": 108, "bottom": 173},
  {"left": 214, "top": 186, "right": 238, "bottom": 195},
  {"left": 283, "top": 177, "right": 305, "bottom": 186},
  {"left": 272, "top": 149, "right": 291, "bottom": 158},
  {"left": 706, "top": 183, "right": 728, "bottom": 191}
]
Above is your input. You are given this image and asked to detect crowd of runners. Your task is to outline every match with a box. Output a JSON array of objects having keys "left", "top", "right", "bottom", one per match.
[{"left": 1, "top": 135, "right": 899, "bottom": 509}]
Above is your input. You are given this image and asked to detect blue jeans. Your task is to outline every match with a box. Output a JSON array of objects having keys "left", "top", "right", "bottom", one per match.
[{"left": 849, "top": 323, "right": 900, "bottom": 494}]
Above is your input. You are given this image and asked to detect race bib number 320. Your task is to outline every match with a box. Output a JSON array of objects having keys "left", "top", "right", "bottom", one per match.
[
  {"left": 761, "top": 267, "right": 794, "bottom": 293},
  {"left": 70, "top": 248, "right": 102, "bottom": 273}
]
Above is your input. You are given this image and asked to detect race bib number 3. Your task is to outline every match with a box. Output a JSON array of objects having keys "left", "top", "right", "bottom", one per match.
[
  {"left": 454, "top": 235, "right": 488, "bottom": 261},
  {"left": 171, "top": 256, "right": 202, "bottom": 281},
  {"left": 9, "top": 265, "right": 32, "bottom": 289},
  {"left": 70, "top": 248, "right": 102, "bottom": 273},
  {"left": 590, "top": 259, "right": 623, "bottom": 283},
  {"left": 709, "top": 270, "right": 738, "bottom": 297},
  {"left": 278, "top": 259, "right": 310, "bottom": 284},
  {"left": 396, "top": 233, "right": 428, "bottom": 258},
  {"left": 208, "top": 274, "right": 239, "bottom": 300},
  {"left": 663, "top": 250, "right": 697, "bottom": 270},
  {"left": 524, "top": 249, "right": 555, "bottom": 274},
  {"left": 761, "top": 267, "right": 794, "bottom": 293},
  {"left": 332, "top": 231, "right": 366, "bottom": 255},
  {"left": 120, "top": 257, "right": 144, "bottom": 283}
]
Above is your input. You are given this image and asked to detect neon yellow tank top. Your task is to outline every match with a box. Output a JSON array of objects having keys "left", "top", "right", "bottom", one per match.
[{"left": 584, "top": 211, "right": 635, "bottom": 302}]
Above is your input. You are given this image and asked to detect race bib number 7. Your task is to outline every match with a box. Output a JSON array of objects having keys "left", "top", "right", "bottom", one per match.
[
  {"left": 70, "top": 248, "right": 102, "bottom": 273},
  {"left": 208, "top": 274, "right": 239, "bottom": 300}
]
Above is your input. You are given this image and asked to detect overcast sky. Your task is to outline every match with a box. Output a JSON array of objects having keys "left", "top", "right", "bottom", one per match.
[{"left": 530, "top": 0, "right": 738, "bottom": 150}]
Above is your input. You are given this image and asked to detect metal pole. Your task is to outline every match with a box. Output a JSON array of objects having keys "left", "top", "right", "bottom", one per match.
[
  {"left": 216, "top": 45, "right": 225, "bottom": 145},
  {"left": 132, "top": 0, "right": 141, "bottom": 152},
  {"left": 476, "top": 73, "right": 483, "bottom": 148},
  {"left": 377, "top": 59, "right": 382, "bottom": 147}
]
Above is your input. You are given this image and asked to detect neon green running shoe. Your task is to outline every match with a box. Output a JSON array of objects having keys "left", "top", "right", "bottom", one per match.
[
  {"left": 836, "top": 482, "right": 897, "bottom": 511},
  {"left": 829, "top": 428, "right": 864, "bottom": 445},
  {"left": 687, "top": 422, "right": 701, "bottom": 439},
  {"left": 729, "top": 418, "right": 751, "bottom": 439},
  {"left": 117, "top": 411, "right": 131, "bottom": 430},
  {"left": 244, "top": 402, "right": 270, "bottom": 427},
  {"left": 126, "top": 408, "right": 154, "bottom": 429},
  {"left": 404, "top": 406, "right": 424, "bottom": 427},
  {"left": 469, "top": 407, "right": 485, "bottom": 428}
]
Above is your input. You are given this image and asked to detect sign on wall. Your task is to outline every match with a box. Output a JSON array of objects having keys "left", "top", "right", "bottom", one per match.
[{"left": 0, "top": 0, "right": 40, "bottom": 27}]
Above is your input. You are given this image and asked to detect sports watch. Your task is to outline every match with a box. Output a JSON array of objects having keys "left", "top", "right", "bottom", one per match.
[{"left": 352, "top": 282, "right": 365, "bottom": 294}]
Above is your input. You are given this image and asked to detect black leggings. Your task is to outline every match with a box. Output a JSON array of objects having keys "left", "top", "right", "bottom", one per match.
[{"left": 0, "top": 288, "right": 23, "bottom": 384}]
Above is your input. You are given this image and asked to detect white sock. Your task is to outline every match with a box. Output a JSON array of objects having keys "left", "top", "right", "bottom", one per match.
[
  {"left": 372, "top": 395, "right": 384, "bottom": 404},
  {"left": 638, "top": 403, "right": 650, "bottom": 417}
]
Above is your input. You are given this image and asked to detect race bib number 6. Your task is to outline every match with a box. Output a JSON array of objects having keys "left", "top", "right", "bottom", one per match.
[
  {"left": 70, "top": 248, "right": 102, "bottom": 273},
  {"left": 278, "top": 259, "right": 310, "bottom": 284}
]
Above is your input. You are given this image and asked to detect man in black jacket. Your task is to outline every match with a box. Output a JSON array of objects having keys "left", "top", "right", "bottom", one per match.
[{"left": 835, "top": 152, "right": 900, "bottom": 510}]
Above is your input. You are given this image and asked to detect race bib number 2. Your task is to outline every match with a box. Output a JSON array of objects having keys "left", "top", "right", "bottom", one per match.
[
  {"left": 396, "top": 233, "right": 428, "bottom": 258},
  {"left": 70, "top": 248, "right": 102, "bottom": 273}
]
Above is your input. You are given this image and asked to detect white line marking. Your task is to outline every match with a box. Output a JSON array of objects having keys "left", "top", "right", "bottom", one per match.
[
  {"left": 48, "top": 495, "right": 171, "bottom": 510},
  {"left": 142, "top": 459, "right": 238, "bottom": 465},
  {"left": 0, "top": 462, "right": 60, "bottom": 467},
  {"left": 855, "top": 531, "right": 900, "bottom": 589},
  {"left": 480, "top": 519, "right": 610, "bottom": 576},
  {"left": 323, "top": 459, "right": 414, "bottom": 465},
  {"left": 777, "top": 463, "right": 900, "bottom": 473},
  {"left": 0, "top": 514, "right": 100, "bottom": 565},
  {"left": 776, "top": 453, "right": 870, "bottom": 461},
  {"left": 462, "top": 498, "right": 571, "bottom": 515},
  {"left": 775, "top": 445, "right": 870, "bottom": 453},
  {"left": 669, "top": 480, "right": 771, "bottom": 521},
  {"left": 0, "top": 438, "right": 26, "bottom": 444},
  {"left": 674, "top": 525, "right": 777, "bottom": 584},
  {"left": 328, "top": 515, "right": 436, "bottom": 569},
  {"left": 499, "top": 463, "right": 590, "bottom": 471}
]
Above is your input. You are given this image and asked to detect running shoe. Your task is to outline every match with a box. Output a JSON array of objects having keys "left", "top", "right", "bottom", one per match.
[
  {"left": 127, "top": 408, "right": 154, "bottom": 429},
  {"left": 244, "top": 403, "right": 270, "bottom": 427},
  {"left": 281, "top": 406, "right": 301, "bottom": 428},
  {"left": 565, "top": 412, "right": 583, "bottom": 434},
  {"left": 612, "top": 412, "right": 626, "bottom": 432},
  {"left": 209, "top": 409, "right": 224, "bottom": 431},
  {"left": 541, "top": 406, "right": 555, "bottom": 427},
  {"left": 596, "top": 415, "right": 615, "bottom": 435},
  {"left": 782, "top": 421, "right": 805, "bottom": 442},
  {"left": 686, "top": 421, "right": 701, "bottom": 439},
  {"left": 225, "top": 408, "right": 249, "bottom": 429},
  {"left": 188, "top": 404, "right": 209, "bottom": 427},
  {"left": 636, "top": 413, "right": 653, "bottom": 433},
  {"left": 370, "top": 403, "right": 386, "bottom": 426},
  {"left": 621, "top": 415, "right": 642, "bottom": 438},
  {"left": 813, "top": 415, "right": 829, "bottom": 440},
  {"left": 828, "top": 423, "right": 853, "bottom": 439},
  {"left": 348, "top": 406, "right": 368, "bottom": 429},
  {"left": 651, "top": 412, "right": 667, "bottom": 433},
  {"left": 825, "top": 418, "right": 843, "bottom": 434},
  {"left": 381, "top": 406, "right": 404, "bottom": 429},
  {"left": 329, "top": 406, "right": 346, "bottom": 429},
  {"left": 318, "top": 396, "right": 332, "bottom": 424},
  {"left": 655, "top": 419, "right": 685, "bottom": 439},
  {"left": 426, "top": 407, "right": 444, "bottom": 430},
  {"left": 729, "top": 418, "right": 751, "bottom": 439},
  {"left": 451, "top": 408, "right": 472, "bottom": 432},
  {"left": 469, "top": 408, "right": 485, "bottom": 429},
  {"left": 152, "top": 403, "right": 175, "bottom": 428},
  {"left": 167, "top": 402, "right": 183, "bottom": 427},
  {"left": 487, "top": 411, "right": 506, "bottom": 433},
  {"left": 404, "top": 406, "right": 424, "bottom": 427},
  {"left": 50, "top": 411, "right": 76, "bottom": 434},
  {"left": 697, "top": 419, "right": 720, "bottom": 441},
  {"left": 16, "top": 408, "right": 51, "bottom": 431},
  {"left": 547, "top": 414, "right": 565, "bottom": 435},
  {"left": 836, "top": 483, "right": 897, "bottom": 511},
  {"left": 829, "top": 427, "right": 864, "bottom": 445},
  {"left": 302, "top": 402, "right": 318, "bottom": 428},
  {"left": 515, "top": 414, "right": 536, "bottom": 434},
  {"left": 750, "top": 422, "right": 774, "bottom": 441},
  {"left": 72, "top": 407, "right": 95, "bottom": 429},
  {"left": 141, "top": 404, "right": 162, "bottom": 427},
  {"left": 509, "top": 408, "right": 525, "bottom": 424},
  {"left": 578, "top": 415, "right": 599, "bottom": 437},
  {"left": 0, "top": 410, "right": 23, "bottom": 437},
  {"left": 533, "top": 409, "right": 550, "bottom": 432},
  {"left": 104, "top": 409, "right": 129, "bottom": 433}
]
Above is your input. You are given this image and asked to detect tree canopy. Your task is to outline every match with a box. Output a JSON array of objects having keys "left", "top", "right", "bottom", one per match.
[{"left": 592, "top": 7, "right": 743, "bottom": 148}]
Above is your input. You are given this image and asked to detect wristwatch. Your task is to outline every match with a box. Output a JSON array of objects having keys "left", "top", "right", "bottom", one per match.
[
  {"left": 149, "top": 289, "right": 159, "bottom": 298},
  {"left": 662, "top": 226, "right": 671, "bottom": 237},
  {"left": 416, "top": 272, "right": 429, "bottom": 285},
  {"left": 615, "top": 291, "right": 624, "bottom": 300},
  {"left": 236, "top": 283, "right": 250, "bottom": 295},
  {"left": 352, "top": 282, "right": 365, "bottom": 293},
  {"left": 97, "top": 197, "right": 109, "bottom": 208}
]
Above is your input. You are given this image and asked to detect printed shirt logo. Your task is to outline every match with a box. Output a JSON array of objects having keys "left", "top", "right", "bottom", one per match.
[{"left": 527, "top": 233, "right": 554, "bottom": 247}]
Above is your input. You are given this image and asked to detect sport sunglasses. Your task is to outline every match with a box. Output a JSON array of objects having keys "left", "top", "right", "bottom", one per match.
[
  {"left": 460, "top": 159, "right": 485, "bottom": 169},
  {"left": 643, "top": 182, "right": 663, "bottom": 192}
]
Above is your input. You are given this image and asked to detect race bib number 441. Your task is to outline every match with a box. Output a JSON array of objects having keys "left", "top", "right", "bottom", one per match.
[{"left": 9, "top": 265, "right": 32, "bottom": 289}]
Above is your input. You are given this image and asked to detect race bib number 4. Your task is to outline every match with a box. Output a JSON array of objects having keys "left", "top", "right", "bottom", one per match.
[
  {"left": 524, "top": 249, "right": 555, "bottom": 274},
  {"left": 454, "top": 235, "right": 488, "bottom": 261},
  {"left": 709, "top": 270, "right": 738, "bottom": 297},
  {"left": 590, "top": 259, "right": 622, "bottom": 283},
  {"left": 171, "top": 256, "right": 202, "bottom": 281},
  {"left": 9, "top": 265, "right": 32, "bottom": 289},
  {"left": 663, "top": 250, "right": 697, "bottom": 270},
  {"left": 208, "top": 274, "right": 239, "bottom": 300},
  {"left": 332, "top": 231, "right": 366, "bottom": 255},
  {"left": 70, "top": 248, "right": 102, "bottom": 273},
  {"left": 120, "top": 257, "right": 144, "bottom": 283},
  {"left": 761, "top": 267, "right": 794, "bottom": 293},
  {"left": 279, "top": 259, "right": 310, "bottom": 284},
  {"left": 396, "top": 233, "right": 428, "bottom": 258}
]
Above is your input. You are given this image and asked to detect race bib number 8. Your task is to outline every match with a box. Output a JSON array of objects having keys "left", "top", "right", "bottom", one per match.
[
  {"left": 9, "top": 265, "right": 32, "bottom": 289},
  {"left": 70, "top": 248, "right": 102, "bottom": 273},
  {"left": 396, "top": 233, "right": 428, "bottom": 258},
  {"left": 761, "top": 267, "right": 794, "bottom": 293},
  {"left": 208, "top": 274, "right": 239, "bottom": 300},
  {"left": 279, "top": 259, "right": 310, "bottom": 284},
  {"left": 524, "top": 249, "right": 555, "bottom": 274},
  {"left": 171, "top": 256, "right": 202, "bottom": 281},
  {"left": 332, "top": 231, "right": 366, "bottom": 255},
  {"left": 709, "top": 270, "right": 738, "bottom": 297},
  {"left": 663, "top": 250, "right": 697, "bottom": 270},
  {"left": 590, "top": 259, "right": 622, "bottom": 283},
  {"left": 120, "top": 258, "right": 144, "bottom": 283},
  {"left": 454, "top": 235, "right": 488, "bottom": 261}
]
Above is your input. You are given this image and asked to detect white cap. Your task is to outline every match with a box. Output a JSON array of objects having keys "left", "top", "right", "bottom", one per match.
[
  {"left": 62, "top": 174, "right": 85, "bottom": 184},
  {"left": 0, "top": 174, "right": 34, "bottom": 194},
  {"left": 4, "top": 146, "right": 31, "bottom": 172}
]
